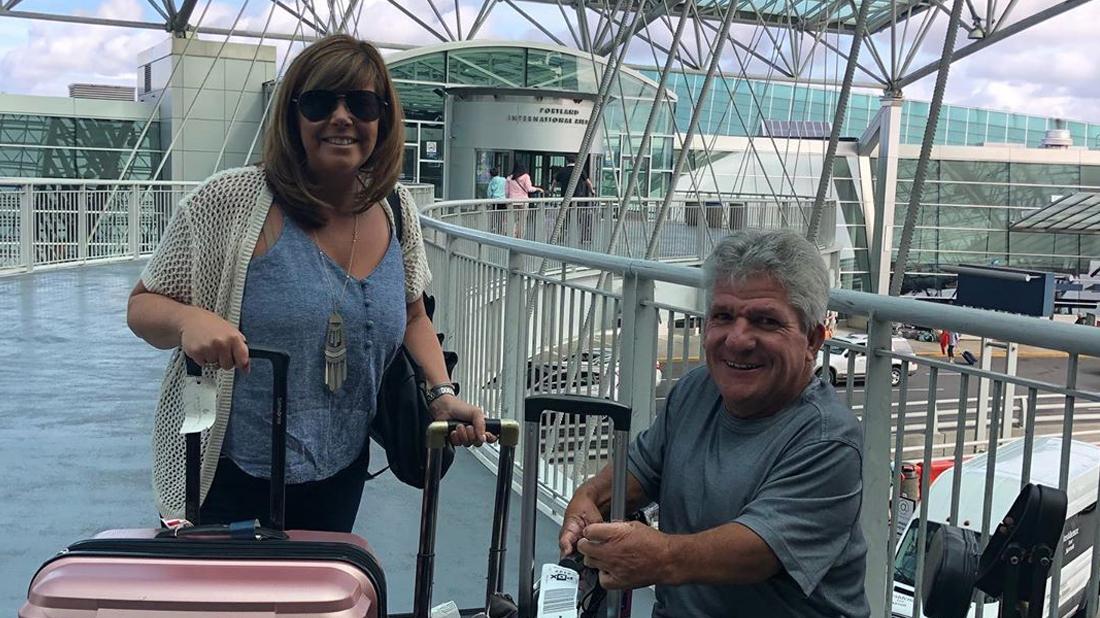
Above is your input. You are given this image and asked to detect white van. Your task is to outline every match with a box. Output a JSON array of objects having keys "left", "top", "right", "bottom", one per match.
[
  {"left": 891, "top": 437, "right": 1100, "bottom": 618},
  {"left": 816, "top": 335, "right": 918, "bottom": 387}
]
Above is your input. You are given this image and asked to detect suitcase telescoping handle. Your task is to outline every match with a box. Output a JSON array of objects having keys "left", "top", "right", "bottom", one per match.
[
  {"left": 183, "top": 347, "right": 290, "bottom": 529},
  {"left": 412, "top": 419, "right": 521, "bottom": 618},
  {"left": 518, "top": 395, "right": 632, "bottom": 618}
]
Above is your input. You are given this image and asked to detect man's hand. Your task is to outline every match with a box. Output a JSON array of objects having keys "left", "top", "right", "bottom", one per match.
[
  {"left": 559, "top": 492, "right": 603, "bottom": 557},
  {"left": 577, "top": 521, "right": 673, "bottom": 590}
]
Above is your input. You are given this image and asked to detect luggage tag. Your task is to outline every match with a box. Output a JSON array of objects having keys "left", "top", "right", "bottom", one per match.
[
  {"left": 536, "top": 564, "right": 579, "bottom": 618},
  {"left": 180, "top": 374, "right": 217, "bottom": 434}
]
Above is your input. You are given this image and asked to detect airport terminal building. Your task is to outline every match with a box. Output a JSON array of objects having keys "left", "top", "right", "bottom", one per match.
[{"left": 3, "top": 37, "right": 1100, "bottom": 297}]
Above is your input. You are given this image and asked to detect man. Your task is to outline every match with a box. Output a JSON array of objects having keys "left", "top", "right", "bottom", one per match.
[
  {"left": 550, "top": 154, "right": 595, "bottom": 242},
  {"left": 559, "top": 229, "right": 869, "bottom": 617}
]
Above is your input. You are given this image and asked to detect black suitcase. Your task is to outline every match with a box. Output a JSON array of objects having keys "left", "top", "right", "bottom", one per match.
[
  {"left": 518, "top": 394, "right": 635, "bottom": 618},
  {"left": 402, "top": 417, "right": 521, "bottom": 618},
  {"left": 961, "top": 350, "right": 978, "bottom": 365}
]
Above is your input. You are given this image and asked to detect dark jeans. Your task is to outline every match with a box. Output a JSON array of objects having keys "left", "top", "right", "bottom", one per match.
[{"left": 200, "top": 455, "right": 367, "bottom": 533}]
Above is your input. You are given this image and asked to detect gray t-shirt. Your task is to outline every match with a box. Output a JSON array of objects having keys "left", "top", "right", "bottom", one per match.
[{"left": 628, "top": 367, "right": 870, "bottom": 617}]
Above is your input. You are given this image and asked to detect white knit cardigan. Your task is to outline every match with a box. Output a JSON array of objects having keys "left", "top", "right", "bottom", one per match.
[{"left": 140, "top": 166, "right": 432, "bottom": 519}]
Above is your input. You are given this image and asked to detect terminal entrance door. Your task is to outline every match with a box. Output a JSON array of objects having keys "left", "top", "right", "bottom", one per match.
[
  {"left": 513, "top": 151, "right": 566, "bottom": 192},
  {"left": 475, "top": 150, "right": 600, "bottom": 197}
]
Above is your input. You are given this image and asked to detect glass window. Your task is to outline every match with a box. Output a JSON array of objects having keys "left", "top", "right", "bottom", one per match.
[
  {"left": 1082, "top": 166, "right": 1100, "bottom": 188},
  {"left": 526, "top": 50, "right": 598, "bottom": 92},
  {"left": 394, "top": 81, "right": 445, "bottom": 122},
  {"left": 447, "top": 47, "right": 525, "bottom": 87},
  {"left": 419, "top": 124, "right": 443, "bottom": 162},
  {"left": 419, "top": 161, "right": 443, "bottom": 198},
  {"left": 1011, "top": 163, "right": 1080, "bottom": 186},
  {"left": 401, "top": 145, "right": 417, "bottom": 181},
  {"left": 389, "top": 53, "right": 446, "bottom": 82}
]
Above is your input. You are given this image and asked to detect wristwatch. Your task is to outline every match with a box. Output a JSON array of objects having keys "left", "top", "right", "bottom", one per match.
[{"left": 425, "top": 382, "right": 458, "bottom": 406}]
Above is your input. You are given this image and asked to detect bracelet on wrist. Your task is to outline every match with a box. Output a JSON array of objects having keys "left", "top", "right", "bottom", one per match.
[{"left": 425, "top": 382, "right": 458, "bottom": 406}]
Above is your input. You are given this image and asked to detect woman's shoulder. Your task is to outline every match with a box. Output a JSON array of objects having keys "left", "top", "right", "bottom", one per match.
[{"left": 183, "top": 166, "right": 269, "bottom": 217}]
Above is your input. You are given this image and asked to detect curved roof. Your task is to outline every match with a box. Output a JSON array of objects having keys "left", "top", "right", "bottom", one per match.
[{"left": 386, "top": 39, "right": 675, "bottom": 101}]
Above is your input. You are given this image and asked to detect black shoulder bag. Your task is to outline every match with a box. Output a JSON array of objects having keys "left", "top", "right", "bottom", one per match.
[{"left": 366, "top": 190, "right": 457, "bottom": 488}]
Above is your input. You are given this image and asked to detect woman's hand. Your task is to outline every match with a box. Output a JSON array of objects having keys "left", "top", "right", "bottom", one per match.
[
  {"left": 179, "top": 307, "right": 250, "bottom": 372},
  {"left": 429, "top": 395, "right": 497, "bottom": 447}
]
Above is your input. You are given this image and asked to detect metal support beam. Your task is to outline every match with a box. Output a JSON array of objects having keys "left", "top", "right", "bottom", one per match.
[
  {"left": 807, "top": 0, "right": 872, "bottom": 243},
  {"left": 502, "top": 0, "right": 569, "bottom": 46},
  {"left": 891, "top": 0, "right": 965, "bottom": 297},
  {"left": 869, "top": 95, "right": 903, "bottom": 295},
  {"left": 423, "top": 0, "right": 457, "bottom": 41},
  {"left": 271, "top": 0, "right": 325, "bottom": 34},
  {"left": 168, "top": 0, "right": 198, "bottom": 34},
  {"left": 898, "top": 0, "right": 1092, "bottom": 88},
  {"left": 645, "top": 0, "right": 741, "bottom": 258},
  {"left": 0, "top": 9, "right": 379, "bottom": 43},
  {"left": 466, "top": 0, "right": 496, "bottom": 39},
  {"left": 381, "top": 0, "right": 450, "bottom": 42},
  {"left": 143, "top": 0, "right": 171, "bottom": 22}
]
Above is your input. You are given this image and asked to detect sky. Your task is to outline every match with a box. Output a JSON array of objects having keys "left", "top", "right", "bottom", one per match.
[{"left": 0, "top": 0, "right": 1098, "bottom": 124}]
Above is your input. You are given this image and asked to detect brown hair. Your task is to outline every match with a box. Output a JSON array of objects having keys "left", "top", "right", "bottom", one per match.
[{"left": 262, "top": 35, "right": 404, "bottom": 229}]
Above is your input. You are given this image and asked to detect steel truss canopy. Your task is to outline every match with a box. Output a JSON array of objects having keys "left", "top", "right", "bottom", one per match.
[
  {"left": 522, "top": 0, "right": 931, "bottom": 34},
  {"left": 1011, "top": 193, "right": 1100, "bottom": 235}
]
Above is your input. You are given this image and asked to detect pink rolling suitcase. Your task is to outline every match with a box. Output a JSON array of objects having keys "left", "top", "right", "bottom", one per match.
[{"left": 21, "top": 347, "right": 389, "bottom": 617}]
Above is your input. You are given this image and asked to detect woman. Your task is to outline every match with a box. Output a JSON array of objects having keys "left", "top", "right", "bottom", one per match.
[
  {"left": 127, "top": 35, "right": 491, "bottom": 533},
  {"left": 505, "top": 161, "right": 543, "bottom": 237}
]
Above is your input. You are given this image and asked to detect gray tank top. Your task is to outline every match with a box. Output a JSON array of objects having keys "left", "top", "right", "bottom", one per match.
[{"left": 224, "top": 210, "right": 407, "bottom": 483}]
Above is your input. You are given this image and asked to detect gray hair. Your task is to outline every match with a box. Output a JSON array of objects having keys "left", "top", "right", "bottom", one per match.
[{"left": 702, "top": 229, "right": 830, "bottom": 334}]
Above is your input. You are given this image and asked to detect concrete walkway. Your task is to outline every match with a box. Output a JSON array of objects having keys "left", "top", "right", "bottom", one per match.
[{"left": 0, "top": 261, "right": 654, "bottom": 614}]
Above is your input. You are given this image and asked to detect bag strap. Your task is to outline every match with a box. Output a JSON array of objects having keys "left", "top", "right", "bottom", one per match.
[{"left": 388, "top": 188, "right": 403, "bottom": 243}]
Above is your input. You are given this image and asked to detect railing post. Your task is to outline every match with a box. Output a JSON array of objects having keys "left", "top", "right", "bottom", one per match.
[
  {"left": 77, "top": 185, "right": 88, "bottom": 262},
  {"left": 21, "top": 185, "right": 33, "bottom": 273},
  {"left": 619, "top": 274, "right": 658, "bottom": 440},
  {"left": 861, "top": 310, "right": 894, "bottom": 617},
  {"left": 501, "top": 250, "right": 526, "bottom": 425},
  {"left": 129, "top": 185, "right": 140, "bottom": 259},
  {"left": 443, "top": 235, "right": 459, "bottom": 341}
]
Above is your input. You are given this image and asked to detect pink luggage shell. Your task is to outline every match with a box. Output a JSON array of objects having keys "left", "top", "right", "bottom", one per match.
[{"left": 21, "top": 529, "right": 384, "bottom": 617}]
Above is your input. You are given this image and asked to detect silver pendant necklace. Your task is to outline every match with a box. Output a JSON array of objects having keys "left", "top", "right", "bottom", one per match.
[{"left": 314, "top": 212, "right": 360, "bottom": 392}]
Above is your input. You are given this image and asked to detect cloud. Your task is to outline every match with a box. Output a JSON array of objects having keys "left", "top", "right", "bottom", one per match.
[
  {"left": 896, "top": 1, "right": 1100, "bottom": 122},
  {"left": 1, "top": 0, "right": 1098, "bottom": 127}
]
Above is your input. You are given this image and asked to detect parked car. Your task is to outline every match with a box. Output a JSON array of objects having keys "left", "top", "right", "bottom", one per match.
[
  {"left": 893, "top": 323, "right": 937, "bottom": 343},
  {"left": 815, "top": 335, "right": 918, "bottom": 387}
]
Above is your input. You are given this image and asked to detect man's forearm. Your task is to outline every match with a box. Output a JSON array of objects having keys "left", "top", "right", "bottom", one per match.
[{"left": 660, "top": 522, "right": 781, "bottom": 586}]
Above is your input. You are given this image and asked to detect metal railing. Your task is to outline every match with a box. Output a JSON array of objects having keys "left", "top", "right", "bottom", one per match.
[
  {"left": 8, "top": 180, "right": 1100, "bottom": 616},
  {"left": 419, "top": 197, "right": 1100, "bottom": 618},
  {"left": 421, "top": 194, "right": 837, "bottom": 263},
  {"left": 0, "top": 178, "right": 199, "bottom": 273}
]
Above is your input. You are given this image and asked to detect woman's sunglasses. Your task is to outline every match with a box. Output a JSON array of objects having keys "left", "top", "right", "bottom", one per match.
[{"left": 292, "top": 89, "right": 388, "bottom": 122}]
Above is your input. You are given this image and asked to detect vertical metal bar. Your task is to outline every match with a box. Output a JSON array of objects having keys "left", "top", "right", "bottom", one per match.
[
  {"left": 1021, "top": 388, "right": 1038, "bottom": 487},
  {"left": 519, "top": 418, "right": 541, "bottom": 618},
  {"left": 503, "top": 252, "right": 528, "bottom": 420},
  {"left": 950, "top": 372, "right": 970, "bottom": 525},
  {"left": 77, "top": 185, "right": 88, "bottom": 261},
  {"left": 21, "top": 185, "right": 32, "bottom": 272},
  {"left": 807, "top": 0, "right": 872, "bottom": 243},
  {"left": 980, "top": 380, "right": 1004, "bottom": 546},
  {"left": 485, "top": 440, "right": 516, "bottom": 604},
  {"left": 888, "top": 360, "right": 911, "bottom": 562},
  {"left": 129, "top": 185, "right": 140, "bottom": 258},
  {"left": 862, "top": 311, "right": 896, "bottom": 614},
  {"left": 1050, "top": 353, "right": 1079, "bottom": 617},
  {"left": 619, "top": 275, "right": 657, "bottom": 440},
  {"left": 912, "top": 365, "right": 939, "bottom": 618},
  {"left": 845, "top": 345, "right": 856, "bottom": 403},
  {"left": 414, "top": 447, "right": 445, "bottom": 618}
]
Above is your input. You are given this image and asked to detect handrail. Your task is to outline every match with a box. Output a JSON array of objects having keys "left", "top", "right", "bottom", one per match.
[
  {"left": 422, "top": 212, "right": 1100, "bottom": 358},
  {"left": 0, "top": 177, "right": 200, "bottom": 187}
]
